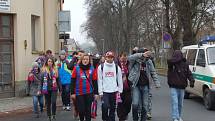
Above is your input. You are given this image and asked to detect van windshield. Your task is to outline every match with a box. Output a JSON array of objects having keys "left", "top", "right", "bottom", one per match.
[{"left": 207, "top": 47, "right": 215, "bottom": 64}]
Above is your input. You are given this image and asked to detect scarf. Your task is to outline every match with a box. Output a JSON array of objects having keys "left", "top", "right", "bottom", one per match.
[
  {"left": 79, "top": 63, "right": 91, "bottom": 70},
  {"left": 42, "top": 67, "right": 57, "bottom": 94},
  {"left": 120, "top": 61, "right": 129, "bottom": 89},
  {"left": 27, "top": 67, "right": 39, "bottom": 82},
  {"left": 120, "top": 61, "right": 129, "bottom": 75}
]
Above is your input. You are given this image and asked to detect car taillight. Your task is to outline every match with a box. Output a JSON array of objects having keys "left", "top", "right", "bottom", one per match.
[{"left": 213, "top": 78, "right": 215, "bottom": 84}]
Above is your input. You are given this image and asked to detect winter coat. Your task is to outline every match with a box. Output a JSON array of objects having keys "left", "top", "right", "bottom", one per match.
[
  {"left": 27, "top": 72, "right": 42, "bottom": 96},
  {"left": 56, "top": 59, "right": 71, "bottom": 85},
  {"left": 167, "top": 50, "right": 195, "bottom": 89},
  {"left": 41, "top": 67, "right": 61, "bottom": 94},
  {"left": 128, "top": 53, "right": 160, "bottom": 88}
]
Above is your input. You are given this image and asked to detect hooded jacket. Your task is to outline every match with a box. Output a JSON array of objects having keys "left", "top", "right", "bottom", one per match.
[
  {"left": 56, "top": 59, "right": 71, "bottom": 85},
  {"left": 167, "top": 50, "right": 195, "bottom": 89},
  {"left": 27, "top": 72, "right": 42, "bottom": 96}
]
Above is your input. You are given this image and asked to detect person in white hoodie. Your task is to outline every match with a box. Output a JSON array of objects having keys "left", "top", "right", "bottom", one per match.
[{"left": 97, "top": 51, "right": 123, "bottom": 121}]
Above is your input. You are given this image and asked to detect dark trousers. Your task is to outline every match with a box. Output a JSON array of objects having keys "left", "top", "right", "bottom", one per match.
[
  {"left": 102, "top": 92, "right": 117, "bottom": 121},
  {"left": 61, "top": 84, "right": 71, "bottom": 106},
  {"left": 45, "top": 91, "right": 57, "bottom": 117},
  {"left": 117, "top": 90, "right": 132, "bottom": 120},
  {"left": 76, "top": 93, "right": 94, "bottom": 121}
]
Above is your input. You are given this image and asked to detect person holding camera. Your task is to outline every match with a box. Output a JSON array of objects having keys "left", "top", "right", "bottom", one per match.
[{"left": 128, "top": 48, "right": 161, "bottom": 121}]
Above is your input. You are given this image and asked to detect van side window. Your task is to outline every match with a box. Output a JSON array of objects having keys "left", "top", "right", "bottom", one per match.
[
  {"left": 196, "top": 49, "right": 206, "bottom": 66},
  {"left": 182, "top": 49, "right": 187, "bottom": 58},
  {"left": 187, "top": 49, "right": 197, "bottom": 65}
]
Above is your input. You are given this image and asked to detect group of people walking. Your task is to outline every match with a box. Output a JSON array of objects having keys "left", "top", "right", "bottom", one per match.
[{"left": 26, "top": 47, "right": 195, "bottom": 121}]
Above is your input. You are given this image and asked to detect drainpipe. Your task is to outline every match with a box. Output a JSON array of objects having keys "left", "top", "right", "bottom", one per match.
[{"left": 43, "top": 0, "right": 46, "bottom": 51}]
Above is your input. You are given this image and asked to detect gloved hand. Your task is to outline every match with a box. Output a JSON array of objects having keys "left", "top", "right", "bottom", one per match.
[{"left": 190, "top": 83, "right": 194, "bottom": 88}]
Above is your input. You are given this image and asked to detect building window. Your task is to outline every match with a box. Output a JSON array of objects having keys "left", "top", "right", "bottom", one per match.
[
  {"left": 31, "top": 15, "right": 41, "bottom": 52},
  {"left": 0, "top": 14, "right": 14, "bottom": 86},
  {"left": 0, "top": 14, "right": 13, "bottom": 39}
]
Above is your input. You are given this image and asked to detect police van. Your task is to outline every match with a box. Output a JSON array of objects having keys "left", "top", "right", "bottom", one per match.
[{"left": 182, "top": 36, "right": 215, "bottom": 110}]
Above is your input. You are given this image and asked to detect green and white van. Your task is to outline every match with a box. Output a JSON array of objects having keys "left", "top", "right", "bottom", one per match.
[{"left": 182, "top": 38, "right": 215, "bottom": 110}]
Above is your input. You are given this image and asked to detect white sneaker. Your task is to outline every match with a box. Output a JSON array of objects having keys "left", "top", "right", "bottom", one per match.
[
  {"left": 62, "top": 106, "right": 66, "bottom": 110},
  {"left": 66, "top": 106, "right": 71, "bottom": 111},
  {"left": 179, "top": 118, "right": 183, "bottom": 121},
  {"left": 173, "top": 119, "right": 179, "bottom": 121}
]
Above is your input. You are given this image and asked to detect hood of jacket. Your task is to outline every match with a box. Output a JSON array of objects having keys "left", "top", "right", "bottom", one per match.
[{"left": 168, "top": 50, "right": 187, "bottom": 63}]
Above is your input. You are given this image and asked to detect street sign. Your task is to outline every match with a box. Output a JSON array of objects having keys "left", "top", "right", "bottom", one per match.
[
  {"left": 163, "top": 33, "right": 172, "bottom": 41},
  {"left": 59, "top": 11, "right": 71, "bottom": 32},
  {"left": 162, "top": 32, "right": 172, "bottom": 49},
  {"left": 0, "top": 0, "right": 10, "bottom": 12},
  {"left": 59, "top": 33, "right": 70, "bottom": 39},
  {"left": 163, "top": 41, "right": 171, "bottom": 49}
]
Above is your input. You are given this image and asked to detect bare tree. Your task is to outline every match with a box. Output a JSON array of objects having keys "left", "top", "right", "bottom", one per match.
[{"left": 83, "top": 0, "right": 215, "bottom": 54}]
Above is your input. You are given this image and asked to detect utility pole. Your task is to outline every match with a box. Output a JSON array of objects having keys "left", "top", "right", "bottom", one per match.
[
  {"left": 161, "top": 3, "right": 164, "bottom": 68},
  {"left": 101, "top": 39, "right": 105, "bottom": 54}
]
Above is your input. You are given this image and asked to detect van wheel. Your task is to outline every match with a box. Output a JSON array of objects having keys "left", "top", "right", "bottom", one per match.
[
  {"left": 203, "top": 88, "right": 215, "bottom": 110},
  {"left": 184, "top": 91, "right": 190, "bottom": 99}
]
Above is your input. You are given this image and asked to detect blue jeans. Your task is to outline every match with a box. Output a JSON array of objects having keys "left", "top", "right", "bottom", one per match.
[
  {"left": 33, "top": 95, "right": 44, "bottom": 114},
  {"left": 132, "top": 85, "right": 149, "bottom": 121},
  {"left": 170, "top": 88, "right": 185, "bottom": 120},
  {"left": 147, "top": 89, "right": 152, "bottom": 114}
]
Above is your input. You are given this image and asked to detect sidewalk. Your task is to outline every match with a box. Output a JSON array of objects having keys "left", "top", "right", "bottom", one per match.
[
  {"left": 0, "top": 95, "right": 62, "bottom": 118},
  {"left": 0, "top": 96, "right": 33, "bottom": 117}
]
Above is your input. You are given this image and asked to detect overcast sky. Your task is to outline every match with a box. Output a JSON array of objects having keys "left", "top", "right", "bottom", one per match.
[{"left": 63, "top": 0, "right": 88, "bottom": 44}]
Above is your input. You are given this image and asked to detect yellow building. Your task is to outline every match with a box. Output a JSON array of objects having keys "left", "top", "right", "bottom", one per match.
[{"left": 0, "top": 0, "right": 64, "bottom": 98}]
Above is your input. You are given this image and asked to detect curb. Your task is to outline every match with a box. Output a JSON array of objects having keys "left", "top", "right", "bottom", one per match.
[
  {"left": 0, "top": 102, "right": 62, "bottom": 118},
  {"left": 0, "top": 107, "right": 33, "bottom": 118}
]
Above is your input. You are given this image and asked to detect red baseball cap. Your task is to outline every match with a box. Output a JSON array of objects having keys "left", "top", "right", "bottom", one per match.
[{"left": 105, "top": 51, "right": 114, "bottom": 57}]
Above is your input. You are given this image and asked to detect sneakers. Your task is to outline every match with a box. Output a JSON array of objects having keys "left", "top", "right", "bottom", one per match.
[
  {"left": 52, "top": 115, "right": 56, "bottom": 120},
  {"left": 179, "top": 118, "right": 183, "bottom": 121},
  {"left": 66, "top": 106, "right": 71, "bottom": 111},
  {"left": 147, "top": 113, "right": 152, "bottom": 120},
  {"left": 73, "top": 115, "right": 80, "bottom": 120},
  {"left": 62, "top": 106, "right": 66, "bottom": 110},
  {"left": 173, "top": 119, "right": 179, "bottom": 121}
]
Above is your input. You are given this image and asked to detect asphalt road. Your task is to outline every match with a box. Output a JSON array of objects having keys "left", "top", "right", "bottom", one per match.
[{"left": 1, "top": 76, "right": 214, "bottom": 121}]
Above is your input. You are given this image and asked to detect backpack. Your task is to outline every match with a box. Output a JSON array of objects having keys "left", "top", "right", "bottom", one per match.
[{"left": 101, "top": 63, "right": 119, "bottom": 86}]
